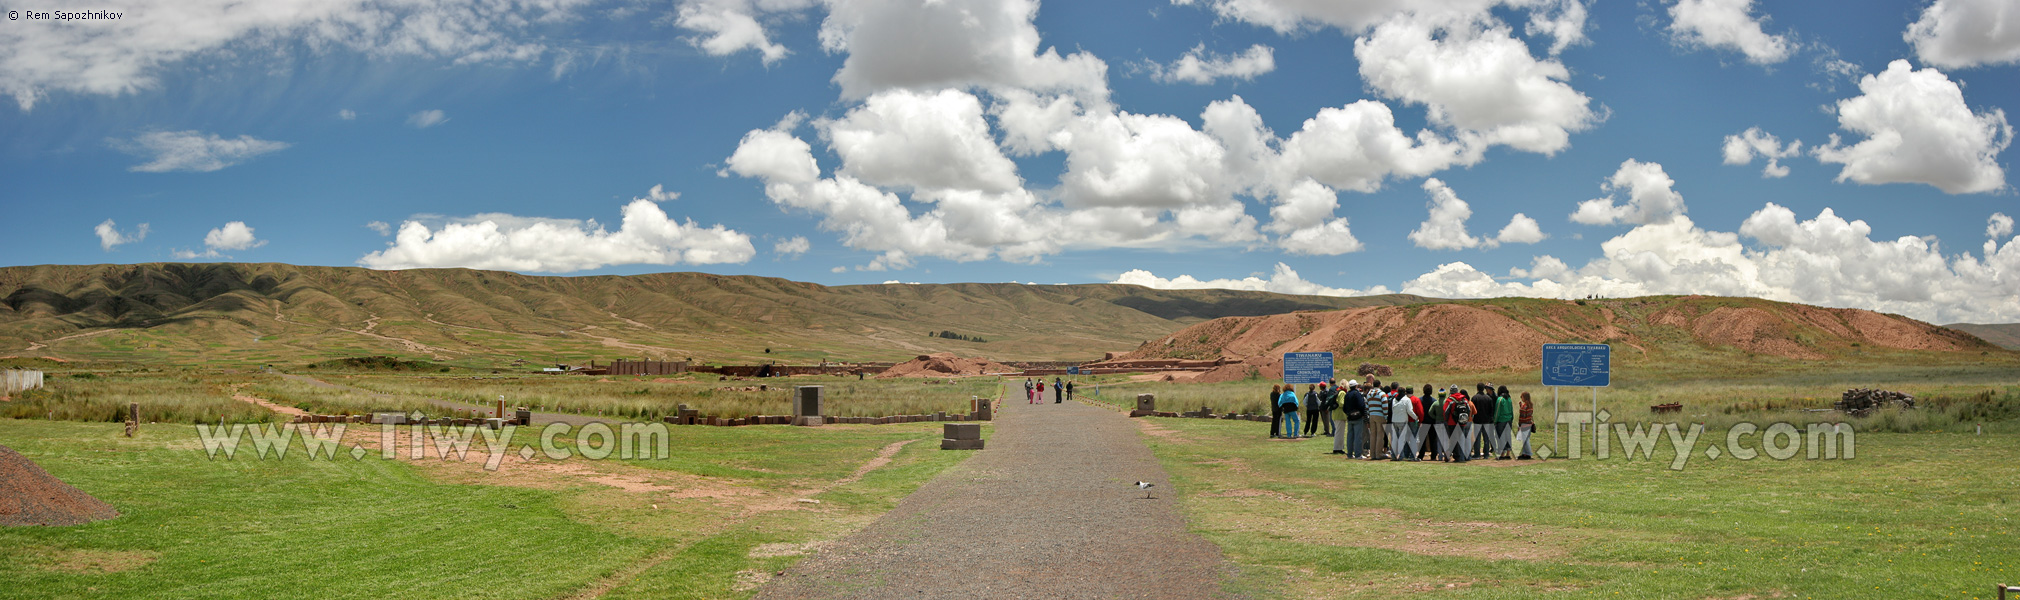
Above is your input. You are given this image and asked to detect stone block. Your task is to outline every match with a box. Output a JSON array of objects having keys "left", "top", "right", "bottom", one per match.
[
  {"left": 1128, "top": 409, "right": 1153, "bottom": 418},
  {"left": 940, "top": 438, "right": 985, "bottom": 450},
  {"left": 944, "top": 423, "right": 981, "bottom": 441},
  {"left": 372, "top": 413, "right": 406, "bottom": 424},
  {"left": 793, "top": 386, "right": 823, "bottom": 418},
  {"left": 1136, "top": 394, "right": 1156, "bottom": 412},
  {"left": 795, "top": 415, "right": 823, "bottom": 427},
  {"left": 485, "top": 418, "right": 505, "bottom": 430}
]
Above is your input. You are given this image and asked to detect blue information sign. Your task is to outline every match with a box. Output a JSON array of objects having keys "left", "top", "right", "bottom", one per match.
[
  {"left": 1281, "top": 352, "right": 1335, "bottom": 384},
  {"left": 1068, "top": 367, "right": 1082, "bottom": 375},
  {"left": 1541, "top": 344, "right": 1611, "bottom": 387}
]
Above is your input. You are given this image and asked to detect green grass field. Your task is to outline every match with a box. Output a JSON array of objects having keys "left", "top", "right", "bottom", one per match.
[
  {"left": 0, "top": 418, "right": 977, "bottom": 600},
  {"left": 1135, "top": 416, "right": 2018, "bottom": 599}
]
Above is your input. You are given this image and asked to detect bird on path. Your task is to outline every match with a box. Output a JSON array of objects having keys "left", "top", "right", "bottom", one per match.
[{"left": 1135, "top": 481, "right": 1155, "bottom": 499}]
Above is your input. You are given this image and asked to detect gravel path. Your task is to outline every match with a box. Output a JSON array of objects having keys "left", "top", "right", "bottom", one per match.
[{"left": 758, "top": 396, "right": 1239, "bottom": 599}]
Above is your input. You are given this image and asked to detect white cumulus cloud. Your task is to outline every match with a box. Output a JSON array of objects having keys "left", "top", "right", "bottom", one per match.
[
  {"left": 1146, "top": 44, "right": 1276, "bottom": 84},
  {"left": 357, "top": 187, "right": 756, "bottom": 272},
  {"left": 1666, "top": 0, "right": 1795, "bottom": 65},
  {"left": 675, "top": 0, "right": 817, "bottom": 65},
  {"left": 337, "top": 109, "right": 356, "bottom": 120},
  {"left": 819, "top": 0, "right": 1109, "bottom": 102},
  {"left": 1813, "top": 60, "right": 2011, "bottom": 194},
  {"left": 407, "top": 109, "right": 449, "bottom": 129},
  {"left": 1408, "top": 178, "right": 1547, "bottom": 250},
  {"left": 1405, "top": 205, "right": 2020, "bottom": 324},
  {"left": 94, "top": 219, "right": 148, "bottom": 251},
  {"left": 1907, "top": 0, "right": 2020, "bottom": 69},
  {"left": 1721, "top": 126, "right": 1801, "bottom": 177},
  {"left": 773, "top": 235, "right": 810, "bottom": 257},
  {"left": 1571, "top": 159, "right": 1688, "bottom": 226},
  {"left": 1354, "top": 12, "right": 1599, "bottom": 155},
  {"left": 1113, "top": 262, "right": 1391, "bottom": 297},
  {"left": 1991, "top": 213, "right": 2015, "bottom": 240},
  {"left": 174, "top": 221, "right": 265, "bottom": 259},
  {"left": 112, "top": 130, "right": 289, "bottom": 173}
]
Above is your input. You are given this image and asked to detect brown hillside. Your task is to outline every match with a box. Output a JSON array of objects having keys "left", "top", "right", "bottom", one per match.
[
  {"left": 1116, "top": 296, "right": 2005, "bottom": 370},
  {"left": 0, "top": 263, "right": 1425, "bottom": 365}
]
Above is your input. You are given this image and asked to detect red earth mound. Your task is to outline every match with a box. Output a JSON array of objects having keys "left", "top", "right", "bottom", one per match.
[
  {"left": 0, "top": 445, "right": 119, "bottom": 527},
  {"left": 877, "top": 353, "right": 1015, "bottom": 378},
  {"left": 1112, "top": 296, "right": 1995, "bottom": 372}
]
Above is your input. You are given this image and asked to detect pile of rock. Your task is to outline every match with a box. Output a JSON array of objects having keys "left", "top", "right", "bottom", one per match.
[
  {"left": 1836, "top": 388, "right": 1915, "bottom": 417},
  {"left": 1357, "top": 362, "right": 1393, "bottom": 377}
]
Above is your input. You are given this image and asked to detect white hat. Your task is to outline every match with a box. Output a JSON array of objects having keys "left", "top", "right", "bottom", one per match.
[{"left": 1346, "top": 379, "right": 1358, "bottom": 386}]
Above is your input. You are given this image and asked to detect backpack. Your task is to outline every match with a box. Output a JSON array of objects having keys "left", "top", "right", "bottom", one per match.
[
  {"left": 1319, "top": 389, "right": 1339, "bottom": 413},
  {"left": 1454, "top": 400, "right": 1473, "bottom": 426},
  {"left": 1344, "top": 390, "right": 1367, "bottom": 421}
]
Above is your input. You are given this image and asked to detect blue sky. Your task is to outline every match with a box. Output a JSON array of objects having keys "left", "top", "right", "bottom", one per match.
[{"left": 1, "top": 0, "right": 2015, "bottom": 323}]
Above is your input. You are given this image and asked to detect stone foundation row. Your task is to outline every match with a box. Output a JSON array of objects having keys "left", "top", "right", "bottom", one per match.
[
  {"left": 1127, "top": 410, "right": 1271, "bottom": 422},
  {"left": 663, "top": 410, "right": 991, "bottom": 427}
]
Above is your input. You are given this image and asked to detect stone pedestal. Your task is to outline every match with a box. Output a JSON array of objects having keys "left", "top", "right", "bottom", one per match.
[
  {"left": 942, "top": 422, "right": 984, "bottom": 450},
  {"left": 1136, "top": 394, "right": 1156, "bottom": 412},
  {"left": 793, "top": 386, "right": 823, "bottom": 425}
]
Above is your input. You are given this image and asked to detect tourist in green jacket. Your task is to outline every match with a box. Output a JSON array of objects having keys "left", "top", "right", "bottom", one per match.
[{"left": 1494, "top": 385, "right": 1516, "bottom": 460}]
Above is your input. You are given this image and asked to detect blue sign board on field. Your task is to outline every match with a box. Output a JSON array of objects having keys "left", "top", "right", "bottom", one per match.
[
  {"left": 1282, "top": 352, "right": 1334, "bottom": 384},
  {"left": 1068, "top": 367, "right": 1082, "bottom": 375},
  {"left": 1541, "top": 344, "right": 1611, "bottom": 387}
]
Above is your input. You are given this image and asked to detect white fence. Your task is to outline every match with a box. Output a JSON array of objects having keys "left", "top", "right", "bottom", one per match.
[{"left": 3, "top": 370, "right": 45, "bottom": 395}]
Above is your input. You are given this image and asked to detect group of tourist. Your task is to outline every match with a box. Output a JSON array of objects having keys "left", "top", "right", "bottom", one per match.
[
  {"left": 1023, "top": 377, "right": 1075, "bottom": 404},
  {"left": 1268, "top": 379, "right": 1536, "bottom": 461}
]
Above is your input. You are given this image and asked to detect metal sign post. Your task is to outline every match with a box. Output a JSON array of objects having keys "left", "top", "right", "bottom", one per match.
[
  {"left": 1281, "top": 352, "right": 1335, "bottom": 385},
  {"left": 1541, "top": 343, "right": 1611, "bottom": 457}
]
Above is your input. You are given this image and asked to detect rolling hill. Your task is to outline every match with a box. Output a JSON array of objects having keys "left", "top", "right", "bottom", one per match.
[
  {"left": 0, "top": 263, "right": 1425, "bottom": 366},
  {"left": 1104, "top": 295, "right": 2018, "bottom": 378},
  {"left": 1944, "top": 323, "right": 2020, "bottom": 350}
]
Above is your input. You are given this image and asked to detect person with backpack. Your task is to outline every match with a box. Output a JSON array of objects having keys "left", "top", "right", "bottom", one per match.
[
  {"left": 1515, "top": 391, "right": 1536, "bottom": 460},
  {"left": 1279, "top": 385, "right": 1302, "bottom": 439},
  {"left": 1318, "top": 382, "right": 1338, "bottom": 437},
  {"left": 1268, "top": 384, "right": 1284, "bottom": 439},
  {"left": 1448, "top": 387, "right": 1473, "bottom": 463},
  {"left": 1364, "top": 381, "right": 1389, "bottom": 460},
  {"left": 1342, "top": 380, "right": 1366, "bottom": 457}
]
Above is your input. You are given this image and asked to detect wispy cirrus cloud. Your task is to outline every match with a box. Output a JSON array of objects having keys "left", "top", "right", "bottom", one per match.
[{"left": 112, "top": 130, "right": 289, "bottom": 172}]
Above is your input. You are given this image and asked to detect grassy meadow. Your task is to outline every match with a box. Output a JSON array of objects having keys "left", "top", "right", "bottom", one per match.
[
  {"left": 0, "top": 417, "right": 979, "bottom": 600},
  {"left": 1133, "top": 415, "right": 2018, "bottom": 599}
]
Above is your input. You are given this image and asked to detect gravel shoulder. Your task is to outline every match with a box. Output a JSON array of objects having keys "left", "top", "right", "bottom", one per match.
[{"left": 757, "top": 397, "right": 1239, "bottom": 599}]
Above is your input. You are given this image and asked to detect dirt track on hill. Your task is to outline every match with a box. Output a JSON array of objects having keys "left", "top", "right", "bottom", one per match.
[{"left": 758, "top": 397, "right": 1238, "bottom": 599}]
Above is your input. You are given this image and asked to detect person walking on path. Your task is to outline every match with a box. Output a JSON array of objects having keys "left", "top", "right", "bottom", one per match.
[
  {"left": 1066, "top": 380, "right": 1076, "bottom": 401},
  {"left": 1268, "top": 384, "right": 1283, "bottom": 438},
  {"left": 1279, "top": 386, "right": 1302, "bottom": 440},
  {"left": 1053, "top": 377, "right": 1064, "bottom": 403},
  {"left": 1364, "top": 382, "right": 1389, "bottom": 460},
  {"left": 1515, "top": 391, "right": 1536, "bottom": 460},
  {"left": 1342, "top": 380, "right": 1366, "bottom": 457},
  {"left": 1026, "top": 378, "right": 1037, "bottom": 404}
]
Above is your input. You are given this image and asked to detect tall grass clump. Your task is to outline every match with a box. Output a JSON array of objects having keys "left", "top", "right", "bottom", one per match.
[{"left": 2, "top": 372, "right": 276, "bottom": 423}]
